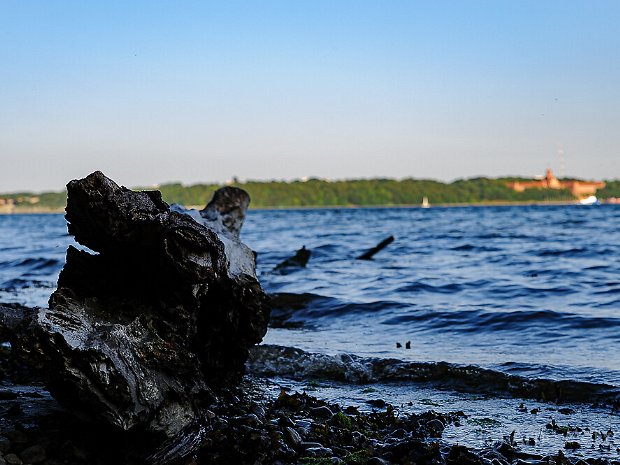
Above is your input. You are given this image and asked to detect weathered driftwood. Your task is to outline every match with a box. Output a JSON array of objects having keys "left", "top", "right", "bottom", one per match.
[
  {"left": 273, "top": 245, "right": 311, "bottom": 272},
  {"left": 2, "top": 171, "right": 270, "bottom": 442},
  {"left": 356, "top": 235, "right": 395, "bottom": 260}
]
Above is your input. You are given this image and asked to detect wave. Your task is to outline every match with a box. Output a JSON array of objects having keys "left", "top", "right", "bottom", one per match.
[
  {"left": 269, "top": 293, "right": 408, "bottom": 328},
  {"left": 270, "top": 292, "right": 620, "bottom": 334},
  {"left": 450, "top": 244, "right": 501, "bottom": 252},
  {"left": 535, "top": 247, "right": 588, "bottom": 257},
  {"left": 0, "top": 278, "right": 54, "bottom": 291},
  {"left": 0, "top": 258, "right": 61, "bottom": 273},
  {"left": 247, "top": 344, "right": 620, "bottom": 407}
]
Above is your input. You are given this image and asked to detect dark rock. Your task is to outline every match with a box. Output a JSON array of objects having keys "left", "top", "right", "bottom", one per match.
[
  {"left": 5, "top": 431, "right": 26, "bottom": 448},
  {"left": 304, "top": 446, "right": 332, "bottom": 457},
  {"left": 3, "top": 455, "right": 21, "bottom": 465},
  {"left": 283, "top": 426, "right": 302, "bottom": 447},
  {"left": 300, "top": 442, "right": 325, "bottom": 450},
  {"left": 310, "top": 406, "right": 334, "bottom": 419},
  {"left": 446, "top": 444, "right": 485, "bottom": 465},
  {"left": 278, "top": 414, "right": 295, "bottom": 427},
  {"left": 19, "top": 444, "right": 45, "bottom": 464},
  {"left": 0, "top": 436, "right": 10, "bottom": 454},
  {"left": 426, "top": 418, "right": 445, "bottom": 437},
  {"left": 366, "top": 399, "right": 387, "bottom": 408},
  {"left": 367, "top": 458, "right": 390, "bottom": 465},
  {"left": 1, "top": 172, "right": 270, "bottom": 448}
]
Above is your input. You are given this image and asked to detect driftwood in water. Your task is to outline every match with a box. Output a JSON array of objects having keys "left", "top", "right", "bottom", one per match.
[
  {"left": 1, "top": 171, "right": 270, "bottom": 443},
  {"left": 273, "top": 245, "right": 311, "bottom": 272},
  {"left": 356, "top": 235, "right": 395, "bottom": 260}
]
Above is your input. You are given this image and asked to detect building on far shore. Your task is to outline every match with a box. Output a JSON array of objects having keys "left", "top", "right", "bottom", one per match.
[
  {"left": 506, "top": 169, "right": 605, "bottom": 199},
  {"left": 0, "top": 198, "right": 15, "bottom": 213}
]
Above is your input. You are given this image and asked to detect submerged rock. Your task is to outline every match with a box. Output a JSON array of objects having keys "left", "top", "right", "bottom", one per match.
[{"left": 3, "top": 171, "right": 270, "bottom": 441}]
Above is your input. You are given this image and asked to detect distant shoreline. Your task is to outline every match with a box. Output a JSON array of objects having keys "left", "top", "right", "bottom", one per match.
[{"left": 1, "top": 198, "right": 611, "bottom": 215}]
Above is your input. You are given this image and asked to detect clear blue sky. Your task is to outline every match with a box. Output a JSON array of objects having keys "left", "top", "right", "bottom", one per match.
[{"left": 1, "top": 1, "right": 619, "bottom": 192}]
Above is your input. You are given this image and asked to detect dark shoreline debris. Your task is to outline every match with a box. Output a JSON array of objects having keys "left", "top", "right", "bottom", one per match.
[
  {"left": 1, "top": 371, "right": 617, "bottom": 465},
  {"left": 357, "top": 235, "right": 395, "bottom": 260},
  {"left": 0, "top": 171, "right": 271, "bottom": 461},
  {"left": 273, "top": 245, "right": 312, "bottom": 272}
]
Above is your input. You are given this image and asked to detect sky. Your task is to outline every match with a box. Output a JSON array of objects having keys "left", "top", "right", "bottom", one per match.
[{"left": 1, "top": 1, "right": 619, "bottom": 192}]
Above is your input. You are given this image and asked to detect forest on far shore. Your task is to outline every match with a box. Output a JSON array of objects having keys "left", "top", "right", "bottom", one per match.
[{"left": 3, "top": 177, "right": 620, "bottom": 211}]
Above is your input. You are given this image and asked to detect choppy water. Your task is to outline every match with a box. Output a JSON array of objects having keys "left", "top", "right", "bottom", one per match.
[
  {"left": 241, "top": 205, "right": 620, "bottom": 388},
  {"left": 3, "top": 206, "right": 620, "bottom": 457},
  {"left": 2, "top": 207, "right": 620, "bottom": 387}
]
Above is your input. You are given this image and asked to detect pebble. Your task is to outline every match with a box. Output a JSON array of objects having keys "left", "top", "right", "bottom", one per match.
[
  {"left": 5, "top": 432, "right": 26, "bottom": 448},
  {"left": 366, "top": 399, "right": 386, "bottom": 408},
  {"left": 295, "top": 419, "right": 313, "bottom": 435},
  {"left": 3, "top": 454, "right": 21, "bottom": 465},
  {"left": 278, "top": 414, "right": 295, "bottom": 427},
  {"left": 19, "top": 445, "right": 46, "bottom": 464},
  {"left": 368, "top": 458, "right": 390, "bottom": 465},
  {"left": 426, "top": 419, "right": 445, "bottom": 433},
  {"left": 389, "top": 428, "right": 407, "bottom": 439},
  {"left": 233, "top": 414, "right": 261, "bottom": 427},
  {"left": 0, "top": 437, "right": 10, "bottom": 454},
  {"left": 310, "top": 406, "right": 333, "bottom": 419},
  {"left": 284, "top": 426, "right": 302, "bottom": 447},
  {"left": 304, "top": 446, "right": 332, "bottom": 457},
  {"left": 300, "top": 442, "right": 324, "bottom": 450}
]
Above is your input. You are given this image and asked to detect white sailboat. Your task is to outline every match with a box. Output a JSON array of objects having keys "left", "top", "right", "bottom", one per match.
[
  {"left": 578, "top": 195, "right": 599, "bottom": 205},
  {"left": 421, "top": 196, "right": 430, "bottom": 208}
]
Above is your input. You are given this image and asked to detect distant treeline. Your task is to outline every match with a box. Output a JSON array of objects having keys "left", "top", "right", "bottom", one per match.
[
  {"left": 4, "top": 178, "right": 620, "bottom": 211},
  {"left": 158, "top": 177, "right": 620, "bottom": 207}
]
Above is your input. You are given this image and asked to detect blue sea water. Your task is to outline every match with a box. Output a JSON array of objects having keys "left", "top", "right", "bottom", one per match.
[
  {"left": 240, "top": 205, "right": 620, "bottom": 388},
  {"left": 2, "top": 206, "right": 620, "bottom": 388}
]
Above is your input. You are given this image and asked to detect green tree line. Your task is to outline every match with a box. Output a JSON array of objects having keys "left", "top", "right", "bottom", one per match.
[{"left": 4, "top": 177, "right": 620, "bottom": 211}]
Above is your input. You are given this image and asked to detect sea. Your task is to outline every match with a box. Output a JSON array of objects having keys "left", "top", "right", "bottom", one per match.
[{"left": 2, "top": 205, "right": 620, "bottom": 458}]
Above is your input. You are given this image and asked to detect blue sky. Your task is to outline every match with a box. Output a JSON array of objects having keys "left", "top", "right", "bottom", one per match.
[{"left": 1, "top": 1, "right": 619, "bottom": 192}]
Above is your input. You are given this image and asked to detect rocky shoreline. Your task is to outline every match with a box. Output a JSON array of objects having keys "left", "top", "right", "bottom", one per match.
[{"left": 1, "top": 363, "right": 619, "bottom": 465}]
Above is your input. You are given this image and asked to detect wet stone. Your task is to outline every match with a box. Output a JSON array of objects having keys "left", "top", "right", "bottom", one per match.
[
  {"left": 366, "top": 399, "right": 386, "bottom": 408},
  {"left": 232, "top": 414, "right": 261, "bottom": 427},
  {"left": 389, "top": 428, "right": 408, "bottom": 439},
  {"left": 19, "top": 445, "right": 45, "bottom": 464},
  {"left": 426, "top": 418, "right": 445, "bottom": 437},
  {"left": 4, "top": 454, "right": 21, "bottom": 465},
  {"left": 301, "top": 442, "right": 325, "bottom": 450},
  {"left": 284, "top": 426, "right": 302, "bottom": 447},
  {"left": 0, "top": 436, "right": 10, "bottom": 454},
  {"left": 368, "top": 458, "right": 390, "bottom": 465},
  {"left": 304, "top": 446, "right": 332, "bottom": 458},
  {"left": 278, "top": 414, "right": 295, "bottom": 427},
  {"left": 310, "top": 406, "right": 333, "bottom": 419},
  {"left": 295, "top": 419, "right": 313, "bottom": 435},
  {"left": 5, "top": 432, "right": 26, "bottom": 448}
]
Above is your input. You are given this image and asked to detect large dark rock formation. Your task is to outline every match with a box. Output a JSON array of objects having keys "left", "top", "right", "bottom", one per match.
[{"left": 4, "top": 171, "right": 270, "bottom": 440}]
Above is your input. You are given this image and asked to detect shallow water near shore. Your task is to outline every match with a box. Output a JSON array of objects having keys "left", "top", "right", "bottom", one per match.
[
  {"left": 242, "top": 205, "right": 620, "bottom": 384},
  {"left": 2, "top": 205, "right": 620, "bottom": 459}
]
